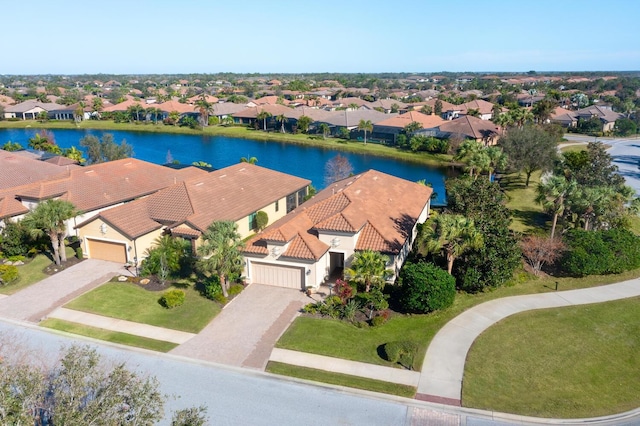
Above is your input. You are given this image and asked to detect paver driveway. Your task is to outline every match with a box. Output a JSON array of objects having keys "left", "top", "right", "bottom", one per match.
[
  {"left": 0, "top": 259, "right": 125, "bottom": 322},
  {"left": 170, "top": 283, "right": 309, "bottom": 369}
]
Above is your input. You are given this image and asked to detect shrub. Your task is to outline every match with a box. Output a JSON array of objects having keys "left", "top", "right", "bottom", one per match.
[
  {"left": 0, "top": 265, "right": 19, "bottom": 285},
  {"left": 75, "top": 247, "right": 83, "bottom": 259},
  {"left": 255, "top": 211, "right": 268, "bottom": 231},
  {"left": 228, "top": 283, "right": 244, "bottom": 297},
  {"left": 214, "top": 293, "right": 228, "bottom": 305},
  {"left": 201, "top": 275, "right": 222, "bottom": 300},
  {"left": 302, "top": 302, "right": 320, "bottom": 315},
  {"left": 341, "top": 299, "right": 359, "bottom": 322},
  {"left": 7, "top": 255, "right": 25, "bottom": 262},
  {"left": 370, "top": 315, "right": 386, "bottom": 327},
  {"left": 399, "top": 262, "right": 455, "bottom": 313},
  {"left": 561, "top": 229, "right": 640, "bottom": 276},
  {"left": 382, "top": 341, "right": 418, "bottom": 370},
  {"left": 0, "top": 221, "right": 33, "bottom": 257},
  {"left": 159, "top": 289, "right": 185, "bottom": 309}
]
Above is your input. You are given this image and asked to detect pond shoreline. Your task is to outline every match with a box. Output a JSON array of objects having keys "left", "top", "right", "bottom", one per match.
[{"left": 0, "top": 120, "right": 455, "bottom": 168}]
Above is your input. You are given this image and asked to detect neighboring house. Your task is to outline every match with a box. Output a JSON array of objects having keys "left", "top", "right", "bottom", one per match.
[
  {"left": 243, "top": 170, "right": 432, "bottom": 290},
  {"left": 459, "top": 99, "right": 495, "bottom": 120},
  {"left": 247, "top": 96, "right": 289, "bottom": 107},
  {"left": 550, "top": 107, "right": 578, "bottom": 128},
  {"left": 233, "top": 104, "right": 300, "bottom": 127},
  {"left": 435, "top": 115, "right": 502, "bottom": 145},
  {"left": 76, "top": 163, "right": 310, "bottom": 265},
  {"left": 574, "top": 105, "right": 623, "bottom": 132},
  {"left": 4, "top": 100, "right": 65, "bottom": 120},
  {"left": 0, "top": 157, "right": 206, "bottom": 234},
  {"left": 373, "top": 110, "right": 445, "bottom": 142}
]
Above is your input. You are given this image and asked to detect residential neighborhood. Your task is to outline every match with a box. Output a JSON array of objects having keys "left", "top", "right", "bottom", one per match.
[{"left": 1, "top": 70, "right": 640, "bottom": 426}]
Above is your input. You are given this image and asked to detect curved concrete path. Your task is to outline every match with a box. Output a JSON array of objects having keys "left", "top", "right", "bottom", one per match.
[{"left": 417, "top": 278, "right": 640, "bottom": 405}]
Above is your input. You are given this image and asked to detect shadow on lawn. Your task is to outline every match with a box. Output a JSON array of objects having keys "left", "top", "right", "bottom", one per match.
[{"left": 511, "top": 209, "right": 548, "bottom": 230}]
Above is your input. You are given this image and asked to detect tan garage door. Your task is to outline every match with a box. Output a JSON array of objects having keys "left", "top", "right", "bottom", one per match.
[
  {"left": 252, "top": 262, "right": 304, "bottom": 289},
  {"left": 88, "top": 239, "right": 127, "bottom": 263}
]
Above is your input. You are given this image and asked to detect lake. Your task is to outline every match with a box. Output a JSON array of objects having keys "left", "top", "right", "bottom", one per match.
[{"left": 0, "top": 128, "right": 453, "bottom": 205}]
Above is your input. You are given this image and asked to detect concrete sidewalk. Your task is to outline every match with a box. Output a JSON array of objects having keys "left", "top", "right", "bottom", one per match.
[
  {"left": 270, "top": 348, "right": 420, "bottom": 387},
  {"left": 48, "top": 307, "right": 195, "bottom": 344},
  {"left": 417, "top": 278, "right": 640, "bottom": 405}
]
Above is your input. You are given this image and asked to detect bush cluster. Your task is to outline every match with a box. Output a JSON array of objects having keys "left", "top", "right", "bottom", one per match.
[
  {"left": 159, "top": 289, "right": 185, "bottom": 309},
  {"left": 228, "top": 283, "right": 244, "bottom": 297},
  {"left": 561, "top": 229, "right": 640, "bottom": 277},
  {"left": 382, "top": 340, "right": 418, "bottom": 370},
  {"left": 0, "top": 264, "right": 19, "bottom": 285},
  {"left": 200, "top": 275, "right": 221, "bottom": 300},
  {"left": 399, "top": 262, "right": 456, "bottom": 313}
]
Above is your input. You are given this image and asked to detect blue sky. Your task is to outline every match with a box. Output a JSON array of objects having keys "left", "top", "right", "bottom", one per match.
[{"left": 3, "top": 0, "right": 639, "bottom": 74}]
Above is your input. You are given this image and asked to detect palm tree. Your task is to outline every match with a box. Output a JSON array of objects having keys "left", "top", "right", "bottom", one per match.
[
  {"left": 420, "top": 214, "right": 483, "bottom": 274},
  {"left": 344, "top": 250, "right": 392, "bottom": 292},
  {"left": 296, "top": 115, "right": 312, "bottom": 134},
  {"left": 485, "top": 146, "right": 508, "bottom": 181},
  {"left": 21, "top": 199, "right": 79, "bottom": 266},
  {"left": 240, "top": 155, "right": 258, "bottom": 164},
  {"left": 536, "top": 175, "right": 578, "bottom": 239},
  {"left": 127, "top": 104, "right": 144, "bottom": 122},
  {"left": 454, "top": 140, "right": 484, "bottom": 178},
  {"left": 194, "top": 94, "right": 213, "bottom": 129},
  {"left": 256, "top": 110, "right": 272, "bottom": 131},
  {"left": 348, "top": 103, "right": 360, "bottom": 111},
  {"left": 197, "top": 221, "right": 245, "bottom": 297},
  {"left": 168, "top": 110, "right": 181, "bottom": 126},
  {"left": 318, "top": 123, "right": 330, "bottom": 139},
  {"left": 358, "top": 119, "right": 373, "bottom": 145},
  {"left": 404, "top": 121, "right": 423, "bottom": 136},
  {"left": 276, "top": 114, "right": 287, "bottom": 133},
  {"left": 222, "top": 115, "right": 235, "bottom": 126}
]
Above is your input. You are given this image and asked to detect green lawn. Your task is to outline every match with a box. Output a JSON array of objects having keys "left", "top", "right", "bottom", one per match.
[
  {"left": 64, "top": 283, "right": 220, "bottom": 333},
  {"left": 40, "top": 318, "right": 177, "bottom": 352},
  {"left": 266, "top": 361, "right": 416, "bottom": 398},
  {"left": 501, "top": 171, "right": 547, "bottom": 233},
  {"left": 559, "top": 143, "right": 588, "bottom": 153},
  {"left": 276, "top": 267, "right": 640, "bottom": 372},
  {"left": 463, "top": 297, "right": 640, "bottom": 418},
  {"left": 0, "top": 254, "right": 52, "bottom": 295},
  {"left": 0, "top": 120, "right": 452, "bottom": 168}
]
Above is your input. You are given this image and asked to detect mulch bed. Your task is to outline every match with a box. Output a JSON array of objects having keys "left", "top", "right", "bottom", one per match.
[
  {"left": 43, "top": 256, "right": 84, "bottom": 275},
  {"left": 110, "top": 275, "right": 170, "bottom": 292}
]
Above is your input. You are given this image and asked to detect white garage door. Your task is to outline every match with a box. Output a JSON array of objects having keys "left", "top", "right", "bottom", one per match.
[
  {"left": 88, "top": 239, "right": 127, "bottom": 263},
  {"left": 252, "top": 262, "right": 304, "bottom": 289}
]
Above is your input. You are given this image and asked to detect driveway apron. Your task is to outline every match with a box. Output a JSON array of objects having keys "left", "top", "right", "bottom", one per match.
[
  {"left": 0, "top": 259, "right": 125, "bottom": 322},
  {"left": 170, "top": 283, "right": 309, "bottom": 369}
]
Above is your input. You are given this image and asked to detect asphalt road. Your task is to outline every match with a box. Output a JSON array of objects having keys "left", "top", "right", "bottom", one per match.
[{"left": 0, "top": 320, "right": 411, "bottom": 426}]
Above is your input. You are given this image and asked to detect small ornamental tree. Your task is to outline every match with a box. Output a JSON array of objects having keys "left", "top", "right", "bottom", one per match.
[
  {"left": 399, "top": 261, "right": 456, "bottom": 313},
  {"left": 520, "top": 235, "right": 565, "bottom": 276},
  {"left": 255, "top": 211, "right": 268, "bottom": 232}
]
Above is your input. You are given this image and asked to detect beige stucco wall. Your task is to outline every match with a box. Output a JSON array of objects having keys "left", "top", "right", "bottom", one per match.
[
  {"left": 78, "top": 217, "right": 163, "bottom": 264},
  {"left": 234, "top": 196, "right": 288, "bottom": 239}
]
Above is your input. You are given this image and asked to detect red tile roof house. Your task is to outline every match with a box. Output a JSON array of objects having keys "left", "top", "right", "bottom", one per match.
[
  {"left": 0, "top": 156, "right": 207, "bottom": 248},
  {"left": 373, "top": 111, "right": 446, "bottom": 143},
  {"left": 75, "top": 163, "right": 310, "bottom": 266},
  {"left": 435, "top": 115, "right": 503, "bottom": 146},
  {"left": 243, "top": 170, "right": 432, "bottom": 290}
]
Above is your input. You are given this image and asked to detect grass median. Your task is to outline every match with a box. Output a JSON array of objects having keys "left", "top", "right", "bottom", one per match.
[
  {"left": 266, "top": 361, "right": 416, "bottom": 398},
  {"left": 462, "top": 297, "right": 640, "bottom": 418},
  {"left": 40, "top": 318, "right": 177, "bottom": 352}
]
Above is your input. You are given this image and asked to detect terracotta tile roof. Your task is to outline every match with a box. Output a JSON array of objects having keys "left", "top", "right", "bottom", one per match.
[
  {"left": 0, "top": 150, "right": 70, "bottom": 190},
  {"left": 155, "top": 100, "right": 196, "bottom": 114},
  {"left": 170, "top": 225, "right": 201, "bottom": 238},
  {"left": 78, "top": 163, "right": 310, "bottom": 239},
  {"left": 438, "top": 116, "right": 502, "bottom": 140},
  {"left": 374, "top": 110, "right": 445, "bottom": 129},
  {"left": 97, "top": 197, "right": 163, "bottom": 239},
  {"left": 43, "top": 156, "right": 81, "bottom": 166},
  {"left": 245, "top": 170, "right": 432, "bottom": 260},
  {"left": 460, "top": 99, "right": 495, "bottom": 115},
  {"left": 251, "top": 96, "right": 289, "bottom": 106},
  {"left": 101, "top": 99, "right": 146, "bottom": 113},
  {"left": 12, "top": 158, "right": 208, "bottom": 212},
  {"left": 233, "top": 104, "right": 299, "bottom": 119},
  {"left": 0, "top": 196, "right": 28, "bottom": 219}
]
